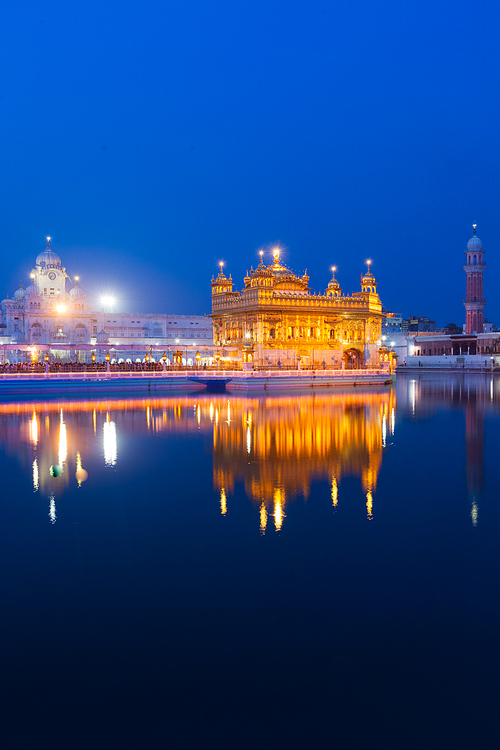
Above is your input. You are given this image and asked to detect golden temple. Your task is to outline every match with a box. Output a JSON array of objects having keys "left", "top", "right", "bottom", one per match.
[{"left": 209, "top": 248, "right": 384, "bottom": 368}]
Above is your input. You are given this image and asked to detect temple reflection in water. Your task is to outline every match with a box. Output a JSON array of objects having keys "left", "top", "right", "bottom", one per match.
[
  {"left": 2, "top": 375, "right": 496, "bottom": 529},
  {"left": 0, "top": 390, "right": 396, "bottom": 529},
  {"left": 211, "top": 392, "right": 396, "bottom": 529}
]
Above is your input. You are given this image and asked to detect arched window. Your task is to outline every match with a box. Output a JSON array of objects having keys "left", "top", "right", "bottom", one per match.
[
  {"left": 329, "top": 329, "right": 335, "bottom": 339},
  {"left": 269, "top": 328, "right": 275, "bottom": 339}
]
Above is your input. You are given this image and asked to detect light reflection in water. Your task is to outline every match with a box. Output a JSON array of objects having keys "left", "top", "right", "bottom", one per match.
[
  {"left": 103, "top": 419, "right": 117, "bottom": 466},
  {"left": 220, "top": 488, "right": 227, "bottom": 515},
  {"left": 1, "top": 392, "right": 397, "bottom": 528},
  {"left": 273, "top": 487, "right": 285, "bottom": 531},
  {"left": 58, "top": 410, "right": 67, "bottom": 470},
  {"left": 49, "top": 493, "right": 56, "bottom": 524},
  {"left": 75, "top": 451, "right": 88, "bottom": 487},
  {"left": 331, "top": 475, "right": 338, "bottom": 508},
  {"left": 2, "top": 377, "right": 496, "bottom": 531},
  {"left": 366, "top": 490, "right": 373, "bottom": 520},
  {"left": 32, "top": 458, "right": 39, "bottom": 492},
  {"left": 29, "top": 411, "right": 38, "bottom": 445},
  {"left": 260, "top": 503, "right": 267, "bottom": 534}
]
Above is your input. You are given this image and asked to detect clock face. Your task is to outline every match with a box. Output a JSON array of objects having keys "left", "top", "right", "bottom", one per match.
[{"left": 48, "top": 272, "right": 56, "bottom": 280}]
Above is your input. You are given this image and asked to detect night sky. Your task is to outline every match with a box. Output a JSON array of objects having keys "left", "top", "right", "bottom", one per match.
[{"left": 2, "top": 0, "right": 499, "bottom": 325}]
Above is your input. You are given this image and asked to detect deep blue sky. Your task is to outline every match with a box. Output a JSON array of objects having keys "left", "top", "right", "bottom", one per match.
[{"left": 1, "top": 0, "right": 499, "bottom": 324}]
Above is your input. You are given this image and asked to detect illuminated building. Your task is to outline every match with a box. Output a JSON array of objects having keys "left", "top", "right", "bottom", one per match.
[
  {"left": 1, "top": 238, "right": 213, "bottom": 363},
  {"left": 209, "top": 249, "right": 384, "bottom": 368}
]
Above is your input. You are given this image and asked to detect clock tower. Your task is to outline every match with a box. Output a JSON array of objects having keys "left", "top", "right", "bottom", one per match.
[{"left": 32, "top": 237, "right": 69, "bottom": 304}]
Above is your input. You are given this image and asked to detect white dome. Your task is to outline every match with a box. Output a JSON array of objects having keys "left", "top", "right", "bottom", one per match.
[
  {"left": 13, "top": 285, "right": 26, "bottom": 301},
  {"left": 2, "top": 296, "right": 13, "bottom": 307},
  {"left": 25, "top": 283, "right": 39, "bottom": 298},
  {"left": 467, "top": 235, "right": 482, "bottom": 251},
  {"left": 69, "top": 285, "right": 86, "bottom": 300},
  {"left": 36, "top": 240, "right": 61, "bottom": 268}
]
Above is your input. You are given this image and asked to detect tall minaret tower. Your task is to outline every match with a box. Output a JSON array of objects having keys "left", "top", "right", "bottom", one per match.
[{"left": 464, "top": 225, "right": 486, "bottom": 335}]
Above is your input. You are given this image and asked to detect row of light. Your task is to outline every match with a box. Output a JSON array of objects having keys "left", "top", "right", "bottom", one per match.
[{"left": 218, "top": 252, "right": 373, "bottom": 273}]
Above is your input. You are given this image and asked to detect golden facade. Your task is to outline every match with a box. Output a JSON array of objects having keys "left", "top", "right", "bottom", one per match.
[{"left": 209, "top": 249, "right": 384, "bottom": 367}]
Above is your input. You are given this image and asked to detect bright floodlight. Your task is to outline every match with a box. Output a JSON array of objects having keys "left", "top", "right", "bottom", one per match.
[
  {"left": 273, "top": 247, "right": 280, "bottom": 258},
  {"left": 101, "top": 296, "right": 115, "bottom": 307},
  {"left": 56, "top": 304, "right": 66, "bottom": 313}
]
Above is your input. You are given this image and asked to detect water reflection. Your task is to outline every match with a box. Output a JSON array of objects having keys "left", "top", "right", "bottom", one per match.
[
  {"left": 103, "top": 417, "right": 117, "bottom": 467},
  {"left": 398, "top": 373, "right": 498, "bottom": 527},
  {"left": 212, "top": 391, "right": 394, "bottom": 529},
  {"left": 0, "top": 391, "right": 395, "bottom": 529},
  {"left": 1, "top": 377, "right": 495, "bottom": 529}
]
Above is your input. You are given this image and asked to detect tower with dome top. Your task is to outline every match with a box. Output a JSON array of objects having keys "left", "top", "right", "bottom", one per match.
[{"left": 464, "top": 225, "right": 486, "bottom": 335}]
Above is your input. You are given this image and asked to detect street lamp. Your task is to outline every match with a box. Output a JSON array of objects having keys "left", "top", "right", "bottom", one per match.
[
  {"left": 105, "top": 351, "right": 110, "bottom": 373},
  {"left": 195, "top": 351, "right": 201, "bottom": 369},
  {"left": 162, "top": 350, "right": 167, "bottom": 373}
]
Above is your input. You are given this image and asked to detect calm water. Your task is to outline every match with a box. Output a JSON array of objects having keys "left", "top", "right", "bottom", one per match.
[{"left": 1, "top": 374, "right": 499, "bottom": 749}]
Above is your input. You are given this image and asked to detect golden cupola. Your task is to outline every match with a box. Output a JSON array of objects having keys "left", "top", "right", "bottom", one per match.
[
  {"left": 326, "top": 266, "right": 341, "bottom": 297},
  {"left": 361, "top": 262, "right": 378, "bottom": 294},
  {"left": 211, "top": 264, "right": 234, "bottom": 297}
]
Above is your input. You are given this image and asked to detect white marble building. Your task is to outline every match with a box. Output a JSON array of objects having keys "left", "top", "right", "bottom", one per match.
[{"left": 1, "top": 239, "right": 213, "bottom": 363}]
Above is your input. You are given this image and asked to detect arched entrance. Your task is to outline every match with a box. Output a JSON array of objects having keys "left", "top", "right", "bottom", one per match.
[{"left": 342, "top": 348, "right": 364, "bottom": 369}]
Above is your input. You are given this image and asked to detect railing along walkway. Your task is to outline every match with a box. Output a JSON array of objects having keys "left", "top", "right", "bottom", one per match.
[{"left": 0, "top": 367, "right": 390, "bottom": 382}]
